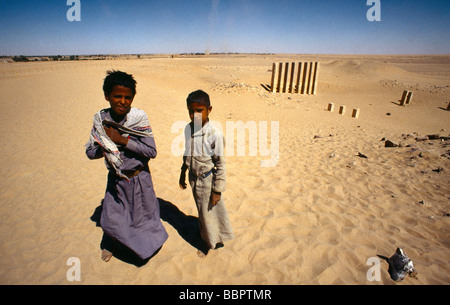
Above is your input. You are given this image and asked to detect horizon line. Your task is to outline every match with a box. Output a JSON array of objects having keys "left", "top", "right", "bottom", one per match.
[{"left": 3, "top": 52, "right": 450, "bottom": 58}]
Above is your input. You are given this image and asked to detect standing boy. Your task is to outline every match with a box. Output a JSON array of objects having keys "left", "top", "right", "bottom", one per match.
[
  {"left": 179, "top": 90, "right": 234, "bottom": 256},
  {"left": 86, "top": 70, "right": 168, "bottom": 262}
]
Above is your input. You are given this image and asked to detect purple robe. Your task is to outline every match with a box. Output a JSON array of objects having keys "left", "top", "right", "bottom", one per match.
[{"left": 86, "top": 109, "right": 168, "bottom": 259}]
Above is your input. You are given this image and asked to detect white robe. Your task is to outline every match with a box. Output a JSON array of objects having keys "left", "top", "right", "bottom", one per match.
[{"left": 183, "top": 121, "right": 234, "bottom": 249}]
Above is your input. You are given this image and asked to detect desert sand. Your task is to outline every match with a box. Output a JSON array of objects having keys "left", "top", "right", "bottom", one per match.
[{"left": 0, "top": 54, "right": 449, "bottom": 285}]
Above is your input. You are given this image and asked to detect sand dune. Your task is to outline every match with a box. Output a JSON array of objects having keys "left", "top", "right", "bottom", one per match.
[{"left": 0, "top": 54, "right": 449, "bottom": 285}]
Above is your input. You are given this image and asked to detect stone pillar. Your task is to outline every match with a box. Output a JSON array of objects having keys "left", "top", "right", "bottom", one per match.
[
  {"left": 400, "top": 90, "right": 408, "bottom": 105},
  {"left": 289, "top": 62, "right": 295, "bottom": 93},
  {"left": 282, "top": 62, "right": 289, "bottom": 93},
  {"left": 271, "top": 62, "right": 278, "bottom": 92},
  {"left": 311, "top": 62, "right": 319, "bottom": 95},
  {"left": 328, "top": 103, "right": 334, "bottom": 112},
  {"left": 352, "top": 108, "right": 360, "bottom": 118},
  {"left": 306, "top": 62, "right": 313, "bottom": 94},
  {"left": 405, "top": 91, "right": 413, "bottom": 104},
  {"left": 276, "top": 62, "right": 283, "bottom": 92},
  {"left": 295, "top": 62, "right": 302, "bottom": 93},
  {"left": 339, "top": 105, "right": 346, "bottom": 115},
  {"left": 301, "top": 61, "right": 309, "bottom": 94}
]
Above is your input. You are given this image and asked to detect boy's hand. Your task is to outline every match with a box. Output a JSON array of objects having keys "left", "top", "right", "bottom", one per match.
[
  {"left": 210, "top": 191, "right": 221, "bottom": 206},
  {"left": 104, "top": 126, "right": 128, "bottom": 146},
  {"left": 179, "top": 171, "right": 187, "bottom": 189}
]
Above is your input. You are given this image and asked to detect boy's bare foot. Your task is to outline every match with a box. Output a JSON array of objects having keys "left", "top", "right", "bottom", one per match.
[
  {"left": 101, "top": 249, "right": 113, "bottom": 262},
  {"left": 197, "top": 250, "right": 206, "bottom": 258}
]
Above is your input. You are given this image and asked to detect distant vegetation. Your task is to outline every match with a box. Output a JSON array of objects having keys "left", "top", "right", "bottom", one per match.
[
  {"left": 12, "top": 55, "right": 30, "bottom": 62},
  {"left": 9, "top": 54, "right": 106, "bottom": 62},
  {"left": 4, "top": 53, "right": 275, "bottom": 63}
]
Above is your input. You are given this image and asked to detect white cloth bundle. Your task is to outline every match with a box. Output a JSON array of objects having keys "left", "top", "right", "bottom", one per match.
[{"left": 86, "top": 108, "right": 153, "bottom": 180}]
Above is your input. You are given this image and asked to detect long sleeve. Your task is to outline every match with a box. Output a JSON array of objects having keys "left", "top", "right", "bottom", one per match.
[
  {"left": 125, "top": 134, "right": 157, "bottom": 159},
  {"left": 86, "top": 143, "right": 104, "bottom": 160},
  {"left": 212, "top": 132, "right": 226, "bottom": 193},
  {"left": 212, "top": 155, "right": 226, "bottom": 193}
]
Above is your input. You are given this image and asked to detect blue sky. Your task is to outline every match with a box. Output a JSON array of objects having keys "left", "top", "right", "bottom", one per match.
[{"left": 0, "top": 0, "right": 449, "bottom": 56}]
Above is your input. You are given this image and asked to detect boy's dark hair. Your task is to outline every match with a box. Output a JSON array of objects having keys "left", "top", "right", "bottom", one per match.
[
  {"left": 186, "top": 90, "right": 210, "bottom": 108},
  {"left": 103, "top": 70, "right": 137, "bottom": 97}
]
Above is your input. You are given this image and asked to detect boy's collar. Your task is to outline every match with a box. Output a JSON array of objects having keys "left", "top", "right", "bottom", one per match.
[{"left": 190, "top": 120, "right": 211, "bottom": 137}]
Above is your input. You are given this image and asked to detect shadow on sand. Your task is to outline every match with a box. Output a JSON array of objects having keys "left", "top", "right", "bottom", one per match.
[
  {"left": 260, "top": 83, "right": 271, "bottom": 92},
  {"left": 90, "top": 198, "right": 209, "bottom": 266},
  {"left": 158, "top": 197, "right": 210, "bottom": 256}
]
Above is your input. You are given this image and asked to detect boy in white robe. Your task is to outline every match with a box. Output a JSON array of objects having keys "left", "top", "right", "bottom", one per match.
[{"left": 179, "top": 90, "right": 234, "bottom": 255}]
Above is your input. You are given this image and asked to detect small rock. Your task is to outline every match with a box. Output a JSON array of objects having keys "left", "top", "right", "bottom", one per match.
[
  {"left": 346, "top": 161, "right": 356, "bottom": 168},
  {"left": 357, "top": 152, "right": 368, "bottom": 158},
  {"left": 385, "top": 140, "right": 398, "bottom": 147},
  {"left": 427, "top": 134, "right": 440, "bottom": 140},
  {"left": 419, "top": 200, "right": 432, "bottom": 207},
  {"left": 441, "top": 152, "right": 450, "bottom": 158},
  {"left": 416, "top": 136, "right": 429, "bottom": 141},
  {"left": 418, "top": 150, "right": 439, "bottom": 159},
  {"left": 432, "top": 167, "right": 444, "bottom": 173}
]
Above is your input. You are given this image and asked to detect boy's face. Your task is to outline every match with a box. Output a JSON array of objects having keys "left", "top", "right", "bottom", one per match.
[
  {"left": 188, "top": 102, "right": 212, "bottom": 127},
  {"left": 105, "top": 85, "right": 134, "bottom": 117}
]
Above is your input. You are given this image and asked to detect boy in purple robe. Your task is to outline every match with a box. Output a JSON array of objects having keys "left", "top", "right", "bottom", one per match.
[{"left": 86, "top": 70, "right": 168, "bottom": 262}]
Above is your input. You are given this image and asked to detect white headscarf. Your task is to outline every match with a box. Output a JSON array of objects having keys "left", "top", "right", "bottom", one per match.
[{"left": 86, "top": 107, "right": 153, "bottom": 180}]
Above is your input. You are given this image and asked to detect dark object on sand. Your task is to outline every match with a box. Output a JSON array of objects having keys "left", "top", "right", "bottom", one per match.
[
  {"left": 385, "top": 140, "right": 398, "bottom": 147},
  {"left": 377, "top": 247, "right": 418, "bottom": 282},
  {"left": 357, "top": 152, "right": 368, "bottom": 158}
]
